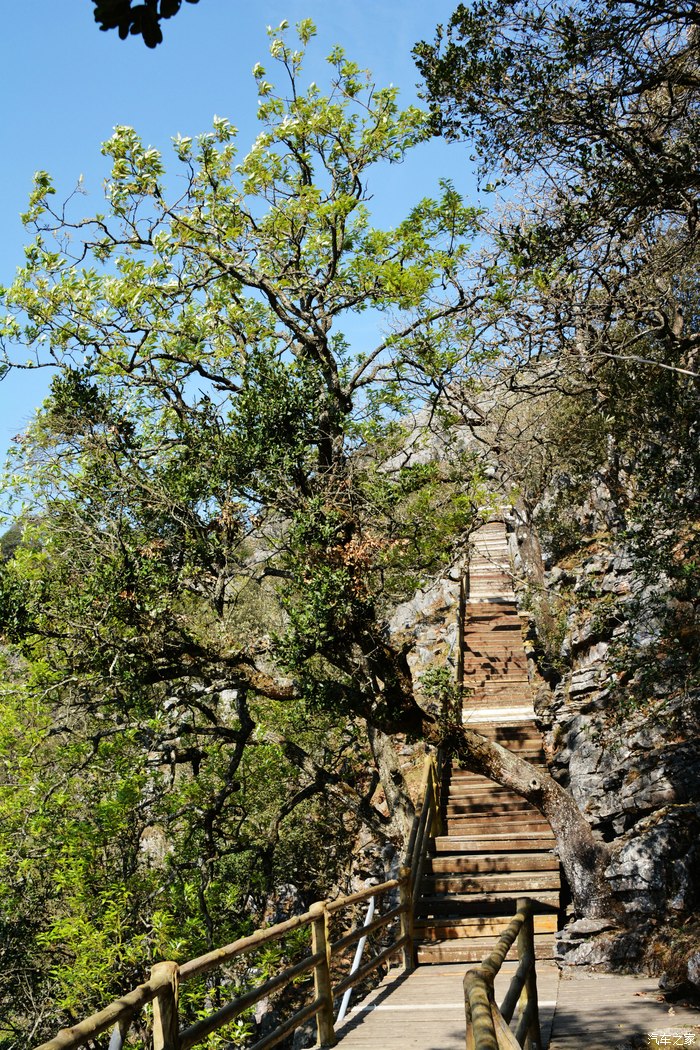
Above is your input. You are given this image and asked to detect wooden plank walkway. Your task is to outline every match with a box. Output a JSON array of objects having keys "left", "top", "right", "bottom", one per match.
[
  {"left": 333, "top": 965, "right": 700, "bottom": 1049},
  {"left": 550, "top": 974, "right": 700, "bottom": 1050}
]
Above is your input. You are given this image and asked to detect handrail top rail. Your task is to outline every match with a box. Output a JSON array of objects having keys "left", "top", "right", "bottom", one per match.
[
  {"left": 463, "top": 896, "right": 542, "bottom": 1050},
  {"left": 467, "top": 898, "right": 532, "bottom": 987},
  {"left": 326, "top": 877, "right": 399, "bottom": 915},
  {"left": 35, "top": 974, "right": 167, "bottom": 1050},
  {"left": 177, "top": 877, "right": 400, "bottom": 981}
]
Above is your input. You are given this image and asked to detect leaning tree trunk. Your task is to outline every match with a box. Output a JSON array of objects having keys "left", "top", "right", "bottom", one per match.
[
  {"left": 357, "top": 637, "right": 618, "bottom": 920},
  {"left": 424, "top": 717, "right": 618, "bottom": 919}
]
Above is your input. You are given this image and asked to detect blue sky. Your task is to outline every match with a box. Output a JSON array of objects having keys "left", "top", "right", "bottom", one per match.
[{"left": 0, "top": 0, "right": 475, "bottom": 476}]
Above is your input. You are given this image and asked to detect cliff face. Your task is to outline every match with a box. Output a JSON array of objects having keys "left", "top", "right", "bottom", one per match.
[{"left": 507, "top": 479, "right": 700, "bottom": 976}]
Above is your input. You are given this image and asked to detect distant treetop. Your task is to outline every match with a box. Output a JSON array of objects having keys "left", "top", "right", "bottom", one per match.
[{"left": 93, "top": 0, "right": 200, "bottom": 48}]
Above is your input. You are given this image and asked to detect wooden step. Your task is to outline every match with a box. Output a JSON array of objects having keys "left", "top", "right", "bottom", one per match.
[
  {"left": 445, "top": 811, "right": 550, "bottom": 824},
  {"left": 446, "top": 801, "right": 541, "bottom": 817},
  {"left": 414, "top": 913, "right": 558, "bottom": 938},
  {"left": 447, "top": 778, "right": 526, "bottom": 790},
  {"left": 463, "top": 686, "right": 534, "bottom": 694},
  {"left": 415, "top": 936, "right": 555, "bottom": 964},
  {"left": 423, "top": 871, "right": 561, "bottom": 894},
  {"left": 464, "top": 648, "right": 526, "bottom": 658},
  {"left": 450, "top": 741, "right": 542, "bottom": 754},
  {"left": 463, "top": 667, "right": 529, "bottom": 677},
  {"left": 453, "top": 728, "right": 542, "bottom": 743},
  {"left": 433, "top": 834, "right": 556, "bottom": 852},
  {"left": 464, "top": 685, "right": 532, "bottom": 695},
  {"left": 463, "top": 663, "right": 529, "bottom": 674},
  {"left": 444, "top": 805, "right": 549, "bottom": 819},
  {"left": 428, "top": 853, "right": 559, "bottom": 874},
  {"left": 447, "top": 787, "right": 527, "bottom": 801},
  {"left": 417, "top": 891, "right": 561, "bottom": 915},
  {"left": 445, "top": 820, "right": 552, "bottom": 836},
  {"left": 465, "top": 622, "right": 523, "bottom": 632}
]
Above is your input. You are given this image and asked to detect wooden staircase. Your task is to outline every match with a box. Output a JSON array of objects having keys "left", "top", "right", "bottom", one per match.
[{"left": 414, "top": 520, "right": 561, "bottom": 963}]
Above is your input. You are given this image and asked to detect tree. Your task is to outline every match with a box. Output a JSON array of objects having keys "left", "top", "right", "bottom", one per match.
[
  {"left": 415, "top": 0, "right": 700, "bottom": 379},
  {"left": 93, "top": 0, "right": 200, "bottom": 48},
  {"left": 0, "top": 25, "right": 614, "bottom": 1009},
  {"left": 415, "top": 0, "right": 700, "bottom": 240},
  {"left": 414, "top": 0, "right": 700, "bottom": 931}
]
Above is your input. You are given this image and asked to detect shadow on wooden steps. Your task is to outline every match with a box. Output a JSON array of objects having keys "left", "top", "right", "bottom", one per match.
[{"left": 413, "top": 756, "right": 562, "bottom": 965}]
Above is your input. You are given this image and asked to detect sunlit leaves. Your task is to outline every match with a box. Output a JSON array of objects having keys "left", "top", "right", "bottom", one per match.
[{"left": 0, "top": 28, "right": 488, "bottom": 1036}]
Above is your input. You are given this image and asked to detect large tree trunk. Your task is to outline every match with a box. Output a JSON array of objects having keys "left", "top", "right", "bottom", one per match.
[{"left": 366, "top": 723, "right": 415, "bottom": 841}]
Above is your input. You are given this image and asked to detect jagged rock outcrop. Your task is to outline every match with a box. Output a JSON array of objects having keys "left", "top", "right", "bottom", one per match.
[
  {"left": 506, "top": 487, "right": 700, "bottom": 974},
  {"left": 388, "top": 567, "right": 463, "bottom": 703}
]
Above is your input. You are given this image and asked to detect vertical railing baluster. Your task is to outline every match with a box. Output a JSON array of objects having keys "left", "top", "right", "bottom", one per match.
[
  {"left": 108, "top": 1017, "right": 130, "bottom": 1050},
  {"left": 516, "top": 898, "right": 541, "bottom": 1050}
]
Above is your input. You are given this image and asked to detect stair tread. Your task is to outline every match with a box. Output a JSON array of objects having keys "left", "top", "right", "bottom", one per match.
[
  {"left": 415, "top": 914, "right": 558, "bottom": 934},
  {"left": 447, "top": 814, "right": 549, "bottom": 823},
  {"left": 424, "top": 874, "right": 561, "bottom": 893},
  {"left": 429, "top": 854, "right": 559, "bottom": 873},
  {"left": 417, "top": 891, "right": 561, "bottom": 912},
  {"left": 416, "top": 943, "right": 555, "bottom": 963},
  {"left": 433, "top": 842, "right": 556, "bottom": 854}
]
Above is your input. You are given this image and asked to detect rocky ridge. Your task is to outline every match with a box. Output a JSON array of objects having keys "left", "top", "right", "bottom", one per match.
[{"left": 507, "top": 488, "right": 700, "bottom": 980}]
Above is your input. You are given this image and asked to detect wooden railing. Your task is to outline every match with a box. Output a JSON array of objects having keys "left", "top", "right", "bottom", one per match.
[
  {"left": 404, "top": 752, "right": 442, "bottom": 920},
  {"left": 35, "top": 874, "right": 414, "bottom": 1050},
  {"left": 35, "top": 751, "right": 444, "bottom": 1050},
  {"left": 457, "top": 568, "right": 468, "bottom": 693},
  {"left": 463, "top": 897, "right": 542, "bottom": 1050}
]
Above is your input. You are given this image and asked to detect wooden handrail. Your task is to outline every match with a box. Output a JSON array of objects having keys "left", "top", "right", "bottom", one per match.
[
  {"left": 33, "top": 975, "right": 169, "bottom": 1050},
  {"left": 35, "top": 873, "right": 412, "bottom": 1050},
  {"left": 179, "top": 907, "right": 318, "bottom": 981},
  {"left": 457, "top": 570, "right": 467, "bottom": 694},
  {"left": 463, "top": 897, "right": 542, "bottom": 1050},
  {"left": 326, "top": 878, "right": 399, "bottom": 914},
  {"left": 35, "top": 739, "right": 449, "bottom": 1049},
  {"left": 406, "top": 753, "right": 443, "bottom": 904},
  {"left": 179, "top": 950, "right": 325, "bottom": 1050}
]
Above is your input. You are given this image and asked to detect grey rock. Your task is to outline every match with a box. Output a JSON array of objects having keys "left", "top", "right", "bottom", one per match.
[
  {"left": 565, "top": 917, "right": 619, "bottom": 936},
  {"left": 687, "top": 952, "right": 700, "bottom": 989},
  {"left": 601, "top": 571, "right": 632, "bottom": 595},
  {"left": 569, "top": 668, "right": 601, "bottom": 695}
]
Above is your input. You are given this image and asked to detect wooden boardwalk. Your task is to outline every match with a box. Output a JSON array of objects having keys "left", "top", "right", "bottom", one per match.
[
  {"left": 335, "top": 519, "right": 700, "bottom": 1048},
  {"left": 550, "top": 973, "right": 700, "bottom": 1050},
  {"left": 334, "top": 964, "right": 700, "bottom": 1049},
  {"left": 334, "top": 962, "right": 560, "bottom": 1048}
]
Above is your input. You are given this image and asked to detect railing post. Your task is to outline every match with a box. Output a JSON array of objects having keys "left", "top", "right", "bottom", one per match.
[
  {"left": 310, "top": 902, "right": 336, "bottom": 1047},
  {"left": 398, "top": 865, "right": 415, "bottom": 972},
  {"left": 150, "top": 961, "right": 180, "bottom": 1050},
  {"left": 516, "top": 898, "right": 541, "bottom": 1050}
]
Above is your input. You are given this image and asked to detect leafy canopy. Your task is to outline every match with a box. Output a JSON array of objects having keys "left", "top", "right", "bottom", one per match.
[
  {"left": 0, "top": 28, "right": 492, "bottom": 1039},
  {"left": 0, "top": 21, "right": 488, "bottom": 718}
]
